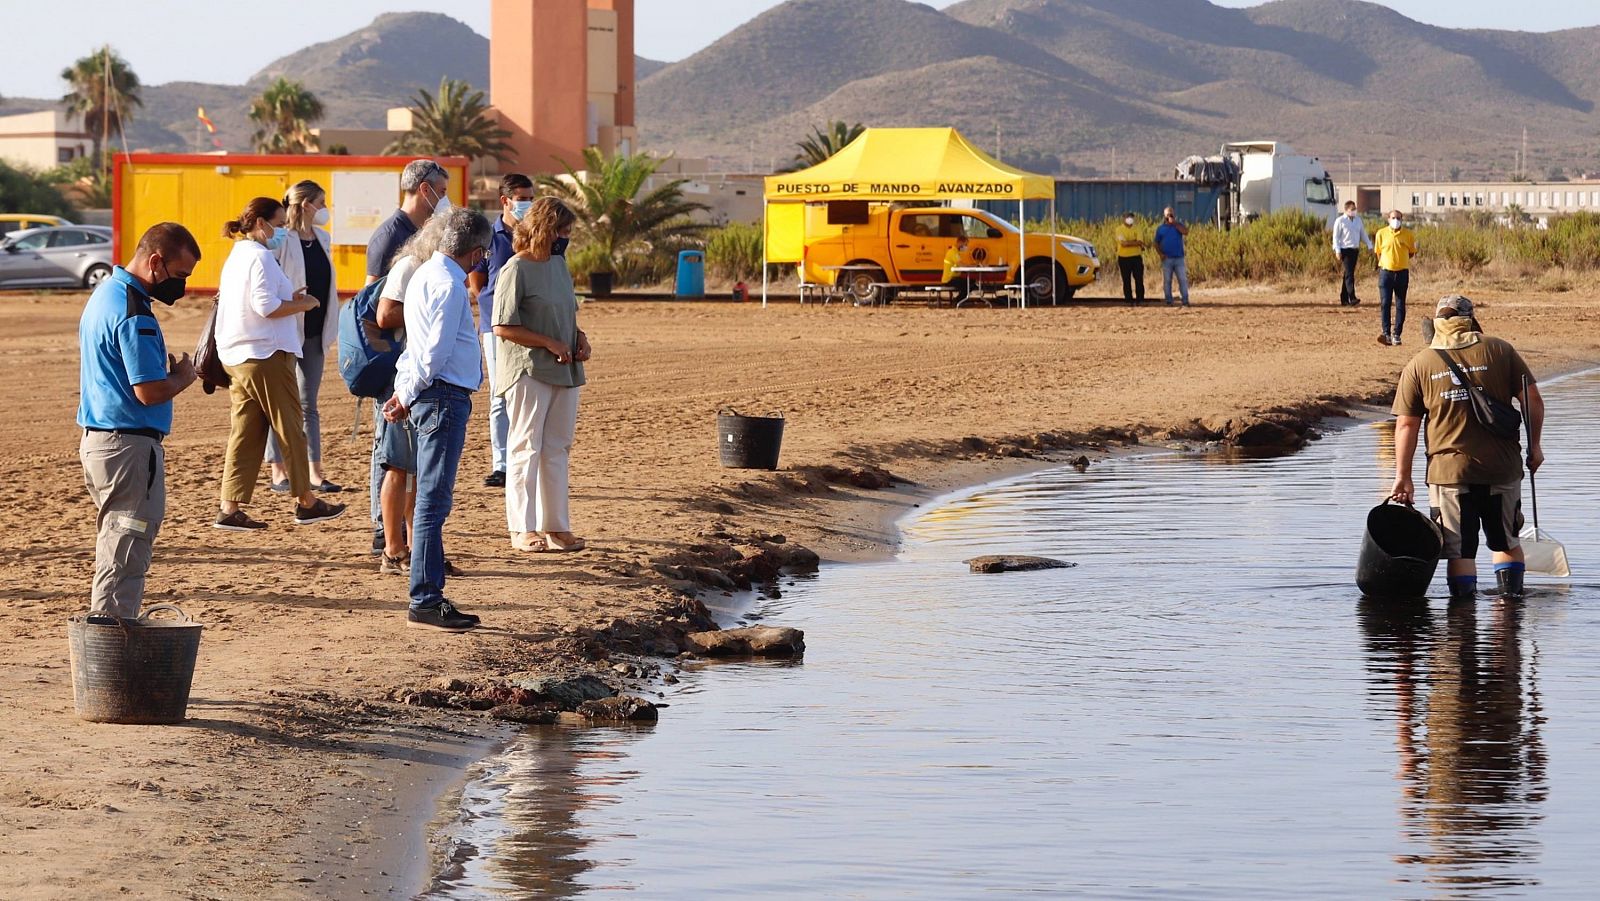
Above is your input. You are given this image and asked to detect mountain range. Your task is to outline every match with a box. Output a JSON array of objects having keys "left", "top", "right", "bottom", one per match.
[{"left": 6, "top": 3, "right": 1600, "bottom": 182}]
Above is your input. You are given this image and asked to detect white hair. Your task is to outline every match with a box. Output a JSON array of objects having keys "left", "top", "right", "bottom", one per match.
[{"left": 436, "top": 208, "right": 492, "bottom": 257}]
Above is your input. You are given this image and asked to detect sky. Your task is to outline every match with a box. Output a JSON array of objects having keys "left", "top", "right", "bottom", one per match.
[{"left": 2, "top": 0, "right": 1596, "bottom": 100}]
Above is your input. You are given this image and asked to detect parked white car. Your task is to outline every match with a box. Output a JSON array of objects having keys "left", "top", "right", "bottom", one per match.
[{"left": 0, "top": 225, "right": 114, "bottom": 289}]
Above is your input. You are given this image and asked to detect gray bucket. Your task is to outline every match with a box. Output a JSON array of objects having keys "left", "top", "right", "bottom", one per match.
[{"left": 68, "top": 604, "right": 203, "bottom": 724}]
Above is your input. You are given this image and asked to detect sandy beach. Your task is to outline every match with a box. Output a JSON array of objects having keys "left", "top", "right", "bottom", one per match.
[{"left": 3, "top": 284, "right": 1598, "bottom": 898}]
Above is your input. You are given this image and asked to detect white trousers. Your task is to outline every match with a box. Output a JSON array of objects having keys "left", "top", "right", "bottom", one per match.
[{"left": 503, "top": 375, "right": 580, "bottom": 534}]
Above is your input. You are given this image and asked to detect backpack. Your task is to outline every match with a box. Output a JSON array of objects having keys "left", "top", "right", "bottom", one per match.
[{"left": 337, "top": 276, "right": 404, "bottom": 398}]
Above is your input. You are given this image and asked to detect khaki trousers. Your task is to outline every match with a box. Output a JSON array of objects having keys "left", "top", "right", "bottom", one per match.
[
  {"left": 504, "top": 375, "right": 580, "bottom": 534},
  {"left": 80, "top": 430, "right": 165, "bottom": 618},
  {"left": 221, "top": 351, "right": 310, "bottom": 503}
]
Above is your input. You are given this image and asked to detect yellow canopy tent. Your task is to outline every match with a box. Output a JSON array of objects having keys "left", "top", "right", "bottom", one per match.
[{"left": 760, "top": 127, "right": 1057, "bottom": 306}]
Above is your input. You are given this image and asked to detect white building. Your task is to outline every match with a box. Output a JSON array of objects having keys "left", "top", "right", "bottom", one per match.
[
  {"left": 0, "top": 110, "right": 92, "bottom": 171},
  {"left": 1341, "top": 180, "right": 1600, "bottom": 220}
]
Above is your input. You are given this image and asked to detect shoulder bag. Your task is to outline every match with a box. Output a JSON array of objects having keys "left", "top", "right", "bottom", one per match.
[
  {"left": 193, "top": 295, "right": 230, "bottom": 395},
  {"left": 1433, "top": 348, "right": 1521, "bottom": 440}
]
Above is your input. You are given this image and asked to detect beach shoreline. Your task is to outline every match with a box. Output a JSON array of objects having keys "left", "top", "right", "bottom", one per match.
[{"left": 3, "top": 288, "right": 1598, "bottom": 898}]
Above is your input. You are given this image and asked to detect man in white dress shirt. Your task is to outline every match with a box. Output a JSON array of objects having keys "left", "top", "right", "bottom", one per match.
[
  {"left": 1331, "top": 200, "right": 1373, "bottom": 307},
  {"left": 383, "top": 207, "right": 492, "bottom": 632}
]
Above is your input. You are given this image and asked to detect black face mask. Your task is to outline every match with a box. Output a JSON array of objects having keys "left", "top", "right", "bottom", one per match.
[
  {"left": 550, "top": 236, "right": 570, "bottom": 257},
  {"left": 149, "top": 260, "right": 187, "bottom": 304}
]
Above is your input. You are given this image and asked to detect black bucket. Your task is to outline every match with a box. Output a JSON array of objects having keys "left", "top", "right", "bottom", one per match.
[
  {"left": 1356, "top": 502, "right": 1443, "bottom": 599},
  {"left": 718, "top": 410, "right": 785, "bottom": 470},
  {"left": 68, "top": 604, "right": 203, "bottom": 724}
]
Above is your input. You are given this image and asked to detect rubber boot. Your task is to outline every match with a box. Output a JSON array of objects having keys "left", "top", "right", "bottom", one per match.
[
  {"left": 1496, "top": 568, "right": 1526, "bottom": 598},
  {"left": 1449, "top": 582, "right": 1478, "bottom": 603}
]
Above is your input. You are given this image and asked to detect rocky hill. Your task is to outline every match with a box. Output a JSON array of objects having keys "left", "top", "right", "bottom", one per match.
[
  {"left": 9, "top": 3, "right": 1600, "bottom": 181},
  {"left": 637, "top": 0, "right": 1600, "bottom": 179}
]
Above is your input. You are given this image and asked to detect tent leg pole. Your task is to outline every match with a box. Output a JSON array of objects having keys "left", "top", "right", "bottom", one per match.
[
  {"left": 1019, "top": 199, "right": 1026, "bottom": 309},
  {"left": 761, "top": 200, "right": 769, "bottom": 308},
  {"left": 1051, "top": 204, "right": 1057, "bottom": 307}
]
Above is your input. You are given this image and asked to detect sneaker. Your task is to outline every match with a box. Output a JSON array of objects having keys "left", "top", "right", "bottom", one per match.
[
  {"left": 214, "top": 510, "right": 268, "bottom": 531},
  {"left": 407, "top": 600, "right": 481, "bottom": 632},
  {"left": 1377, "top": 333, "right": 1392, "bottom": 346},
  {"left": 483, "top": 470, "right": 506, "bottom": 488},
  {"left": 316, "top": 480, "right": 344, "bottom": 494},
  {"left": 1391, "top": 333, "right": 1403, "bottom": 346},
  {"left": 371, "top": 531, "right": 386, "bottom": 556},
  {"left": 293, "top": 498, "right": 348, "bottom": 526},
  {"left": 444, "top": 558, "right": 466, "bottom": 578},
  {"left": 267, "top": 480, "right": 291, "bottom": 494},
  {"left": 379, "top": 553, "right": 409, "bottom": 575}
]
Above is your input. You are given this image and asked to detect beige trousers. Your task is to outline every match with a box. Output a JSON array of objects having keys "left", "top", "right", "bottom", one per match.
[
  {"left": 81, "top": 430, "right": 165, "bottom": 618},
  {"left": 503, "top": 375, "right": 580, "bottom": 534},
  {"left": 221, "top": 351, "right": 310, "bottom": 503}
]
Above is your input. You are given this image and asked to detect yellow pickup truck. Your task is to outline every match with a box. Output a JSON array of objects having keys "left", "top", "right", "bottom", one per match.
[{"left": 803, "top": 204, "right": 1098, "bottom": 304}]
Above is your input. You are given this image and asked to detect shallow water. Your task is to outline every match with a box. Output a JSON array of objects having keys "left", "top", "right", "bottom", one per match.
[{"left": 427, "top": 371, "right": 1600, "bottom": 899}]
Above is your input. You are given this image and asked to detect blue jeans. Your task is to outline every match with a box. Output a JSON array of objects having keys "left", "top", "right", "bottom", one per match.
[
  {"left": 1162, "top": 257, "right": 1189, "bottom": 305},
  {"left": 482, "top": 333, "right": 509, "bottom": 473},
  {"left": 408, "top": 382, "right": 472, "bottom": 610},
  {"left": 1379, "top": 269, "right": 1409, "bottom": 337}
]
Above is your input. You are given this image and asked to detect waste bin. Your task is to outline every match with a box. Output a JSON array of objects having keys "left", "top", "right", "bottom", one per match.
[{"left": 676, "top": 250, "right": 705, "bottom": 299}]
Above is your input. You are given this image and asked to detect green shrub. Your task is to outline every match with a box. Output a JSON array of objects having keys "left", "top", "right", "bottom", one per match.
[
  {"left": 0, "top": 161, "right": 74, "bottom": 218},
  {"left": 706, "top": 222, "right": 765, "bottom": 281}
]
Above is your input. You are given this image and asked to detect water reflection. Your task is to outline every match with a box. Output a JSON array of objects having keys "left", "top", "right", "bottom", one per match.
[
  {"left": 424, "top": 725, "right": 653, "bottom": 899},
  {"left": 1359, "top": 597, "right": 1548, "bottom": 894}
]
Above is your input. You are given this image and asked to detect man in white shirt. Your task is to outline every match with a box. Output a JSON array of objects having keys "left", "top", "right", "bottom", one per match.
[
  {"left": 383, "top": 208, "right": 491, "bottom": 632},
  {"left": 1331, "top": 200, "right": 1372, "bottom": 306}
]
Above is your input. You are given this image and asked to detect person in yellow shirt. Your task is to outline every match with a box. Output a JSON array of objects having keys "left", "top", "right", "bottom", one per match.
[
  {"left": 1113, "top": 212, "right": 1147, "bottom": 304},
  {"left": 1374, "top": 209, "right": 1420, "bottom": 346}
]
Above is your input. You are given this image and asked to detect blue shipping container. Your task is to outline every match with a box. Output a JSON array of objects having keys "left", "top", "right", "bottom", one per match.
[{"left": 978, "top": 180, "right": 1225, "bottom": 225}]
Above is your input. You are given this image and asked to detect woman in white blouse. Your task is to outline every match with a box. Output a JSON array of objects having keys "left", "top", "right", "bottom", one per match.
[
  {"left": 265, "top": 180, "right": 340, "bottom": 494},
  {"left": 213, "top": 196, "right": 346, "bottom": 530}
]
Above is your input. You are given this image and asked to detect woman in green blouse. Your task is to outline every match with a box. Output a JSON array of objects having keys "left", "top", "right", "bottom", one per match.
[{"left": 491, "top": 197, "right": 590, "bottom": 552}]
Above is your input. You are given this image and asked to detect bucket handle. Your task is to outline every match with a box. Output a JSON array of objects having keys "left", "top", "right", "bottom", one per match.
[
  {"left": 137, "top": 603, "right": 194, "bottom": 625},
  {"left": 717, "top": 408, "right": 784, "bottom": 419}
]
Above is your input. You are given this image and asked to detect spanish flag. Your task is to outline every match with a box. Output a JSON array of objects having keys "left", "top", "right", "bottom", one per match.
[{"left": 197, "top": 107, "right": 215, "bottom": 133}]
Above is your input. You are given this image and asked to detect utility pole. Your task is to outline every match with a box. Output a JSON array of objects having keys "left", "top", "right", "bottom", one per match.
[
  {"left": 994, "top": 123, "right": 1002, "bottom": 163},
  {"left": 1111, "top": 146, "right": 1117, "bottom": 178},
  {"left": 1521, "top": 126, "right": 1528, "bottom": 178},
  {"left": 1347, "top": 153, "right": 1353, "bottom": 187}
]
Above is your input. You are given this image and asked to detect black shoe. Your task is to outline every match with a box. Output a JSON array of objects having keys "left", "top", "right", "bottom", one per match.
[
  {"left": 406, "top": 600, "right": 481, "bottom": 632},
  {"left": 444, "top": 558, "right": 466, "bottom": 578},
  {"left": 214, "top": 510, "right": 268, "bottom": 531},
  {"left": 371, "top": 531, "right": 386, "bottom": 556},
  {"left": 294, "top": 498, "right": 347, "bottom": 526},
  {"left": 267, "top": 480, "right": 291, "bottom": 494},
  {"left": 1496, "top": 568, "right": 1526, "bottom": 598},
  {"left": 483, "top": 470, "right": 506, "bottom": 488},
  {"left": 316, "top": 480, "right": 344, "bottom": 494}
]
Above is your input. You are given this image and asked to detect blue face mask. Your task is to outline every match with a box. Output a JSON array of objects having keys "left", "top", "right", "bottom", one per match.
[
  {"left": 510, "top": 199, "right": 534, "bottom": 221},
  {"left": 264, "top": 226, "right": 288, "bottom": 251}
]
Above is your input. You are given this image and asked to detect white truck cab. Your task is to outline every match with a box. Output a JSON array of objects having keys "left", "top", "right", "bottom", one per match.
[{"left": 1222, "top": 141, "right": 1338, "bottom": 223}]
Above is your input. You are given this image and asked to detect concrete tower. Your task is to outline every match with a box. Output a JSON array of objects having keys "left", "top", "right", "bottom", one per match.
[{"left": 490, "top": 0, "right": 636, "bottom": 174}]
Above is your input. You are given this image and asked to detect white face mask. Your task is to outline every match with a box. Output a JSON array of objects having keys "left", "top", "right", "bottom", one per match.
[
  {"left": 1388, "top": 217, "right": 1402, "bottom": 230},
  {"left": 425, "top": 184, "right": 452, "bottom": 217},
  {"left": 312, "top": 207, "right": 330, "bottom": 227}
]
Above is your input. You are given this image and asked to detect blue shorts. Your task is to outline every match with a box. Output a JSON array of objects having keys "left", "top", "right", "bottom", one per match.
[{"left": 373, "top": 409, "right": 416, "bottom": 473}]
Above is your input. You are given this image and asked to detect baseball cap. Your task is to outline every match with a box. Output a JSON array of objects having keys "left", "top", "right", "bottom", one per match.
[{"left": 1437, "top": 294, "right": 1474, "bottom": 316}]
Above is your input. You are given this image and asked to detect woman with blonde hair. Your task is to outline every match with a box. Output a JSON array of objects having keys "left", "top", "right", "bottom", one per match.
[
  {"left": 492, "top": 197, "right": 589, "bottom": 552},
  {"left": 266, "top": 179, "right": 340, "bottom": 493},
  {"left": 213, "top": 196, "right": 346, "bottom": 530}
]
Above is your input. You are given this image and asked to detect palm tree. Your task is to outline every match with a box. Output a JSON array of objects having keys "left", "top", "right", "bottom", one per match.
[
  {"left": 537, "top": 147, "right": 709, "bottom": 282},
  {"left": 60, "top": 46, "right": 142, "bottom": 173},
  {"left": 385, "top": 78, "right": 512, "bottom": 163},
  {"left": 248, "top": 78, "right": 324, "bottom": 154},
  {"left": 780, "top": 121, "right": 865, "bottom": 172}
]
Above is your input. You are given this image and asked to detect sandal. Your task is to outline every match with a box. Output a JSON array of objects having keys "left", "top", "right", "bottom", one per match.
[
  {"left": 512, "top": 532, "right": 547, "bottom": 552},
  {"left": 541, "top": 532, "right": 587, "bottom": 552}
]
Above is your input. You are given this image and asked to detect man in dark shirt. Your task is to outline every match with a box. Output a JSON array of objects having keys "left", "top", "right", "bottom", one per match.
[
  {"left": 364, "top": 159, "right": 452, "bottom": 557},
  {"left": 77, "top": 223, "right": 202, "bottom": 619},
  {"left": 467, "top": 172, "right": 535, "bottom": 487}
]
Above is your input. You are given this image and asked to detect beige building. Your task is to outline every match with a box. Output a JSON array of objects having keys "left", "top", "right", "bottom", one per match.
[
  {"left": 0, "top": 110, "right": 92, "bottom": 171},
  {"left": 1342, "top": 180, "right": 1600, "bottom": 220},
  {"left": 311, "top": 110, "right": 417, "bottom": 157}
]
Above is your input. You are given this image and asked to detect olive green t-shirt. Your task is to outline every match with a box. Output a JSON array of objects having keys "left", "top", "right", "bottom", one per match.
[
  {"left": 1392, "top": 336, "right": 1532, "bottom": 485},
  {"left": 491, "top": 256, "right": 585, "bottom": 393}
]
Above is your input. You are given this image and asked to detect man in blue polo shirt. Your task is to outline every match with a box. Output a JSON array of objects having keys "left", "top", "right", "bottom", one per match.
[
  {"left": 77, "top": 223, "right": 202, "bottom": 619},
  {"left": 467, "top": 172, "right": 535, "bottom": 488},
  {"left": 1154, "top": 206, "right": 1191, "bottom": 307}
]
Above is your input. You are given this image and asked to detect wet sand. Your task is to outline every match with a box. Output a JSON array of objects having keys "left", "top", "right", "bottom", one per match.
[{"left": 2, "top": 285, "right": 1597, "bottom": 898}]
